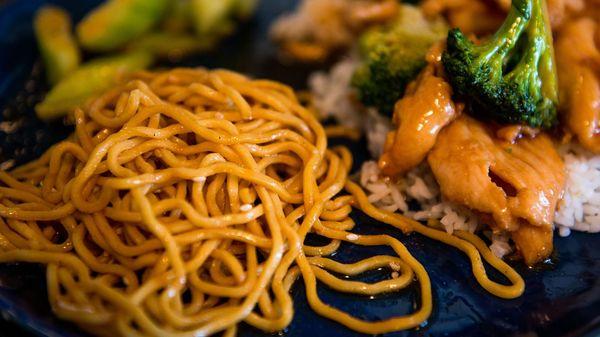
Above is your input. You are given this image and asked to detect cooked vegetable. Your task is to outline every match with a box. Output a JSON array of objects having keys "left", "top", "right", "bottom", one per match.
[
  {"left": 161, "top": 0, "right": 192, "bottom": 33},
  {"left": 35, "top": 52, "right": 153, "bottom": 120},
  {"left": 190, "top": 0, "right": 237, "bottom": 37},
  {"left": 139, "top": 0, "right": 257, "bottom": 59},
  {"left": 129, "top": 32, "right": 216, "bottom": 59},
  {"left": 232, "top": 0, "right": 260, "bottom": 19},
  {"left": 33, "top": 6, "right": 80, "bottom": 85},
  {"left": 351, "top": 5, "right": 447, "bottom": 116},
  {"left": 76, "top": 0, "right": 168, "bottom": 52},
  {"left": 442, "top": 0, "right": 559, "bottom": 129}
]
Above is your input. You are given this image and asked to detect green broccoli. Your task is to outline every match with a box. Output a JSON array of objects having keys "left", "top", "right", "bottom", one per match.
[
  {"left": 351, "top": 5, "right": 447, "bottom": 116},
  {"left": 442, "top": 0, "right": 558, "bottom": 129}
]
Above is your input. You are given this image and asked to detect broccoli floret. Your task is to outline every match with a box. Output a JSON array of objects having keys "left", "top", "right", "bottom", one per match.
[
  {"left": 442, "top": 0, "right": 559, "bottom": 129},
  {"left": 351, "top": 5, "right": 447, "bottom": 116}
]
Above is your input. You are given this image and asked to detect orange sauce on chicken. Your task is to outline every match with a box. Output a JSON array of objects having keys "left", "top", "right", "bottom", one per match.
[
  {"left": 556, "top": 17, "right": 600, "bottom": 152},
  {"left": 427, "top": 116, "right": 565, "bottom": 265},
  {"left": 379, "top": 45, "right": 458, "bottom": 176}
]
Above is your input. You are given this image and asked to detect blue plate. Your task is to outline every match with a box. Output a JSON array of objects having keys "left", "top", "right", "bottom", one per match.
[{"left": 0, "top": 1, "right": 599, "bottom": 336}]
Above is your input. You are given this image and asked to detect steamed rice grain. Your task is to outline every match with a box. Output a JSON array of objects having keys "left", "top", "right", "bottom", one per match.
[{"left": 555, "top": 145, "right": 600, "bottom": 236}]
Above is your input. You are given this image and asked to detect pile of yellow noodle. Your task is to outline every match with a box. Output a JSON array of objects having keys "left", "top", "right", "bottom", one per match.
[{"left": 0, "top": 68, "right": 524, "bottom": 337}]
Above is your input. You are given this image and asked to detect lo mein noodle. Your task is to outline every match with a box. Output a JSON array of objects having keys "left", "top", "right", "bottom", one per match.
[{"left": 0, "top": 68, "right": 523, "bottom": 336}]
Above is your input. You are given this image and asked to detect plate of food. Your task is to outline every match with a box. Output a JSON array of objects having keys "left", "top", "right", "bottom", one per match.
[{"left": 0, "top": 0, "right": 598, "bottom": 337}]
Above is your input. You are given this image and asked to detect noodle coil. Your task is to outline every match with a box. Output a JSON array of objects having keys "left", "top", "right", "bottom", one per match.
[{"left": 0, "top": 68, "right": 523, "bottom": 336}]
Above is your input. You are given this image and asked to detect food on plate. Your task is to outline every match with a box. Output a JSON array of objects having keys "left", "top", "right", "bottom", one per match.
[
  {"left": 1, "top": 0, "right": 600, "bottom": 335},
  {"left": 0, "top": 68, "right": 524, "bottom": 336},
  {"left": 33, "top": 6, "right": 81, "bottom": 85}
]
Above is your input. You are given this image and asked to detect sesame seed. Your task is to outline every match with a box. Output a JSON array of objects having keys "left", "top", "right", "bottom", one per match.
[
  {"left": 166, "top": 288, "right": 177, "bottom": 298},
  {"left": 346, "top": 233, "right": 359, "bottom": 241}
]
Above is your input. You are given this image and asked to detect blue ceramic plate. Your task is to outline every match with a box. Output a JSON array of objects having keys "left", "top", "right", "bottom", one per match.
[{"left": 0, "top": 1, "right": 598, "bottom": 337}]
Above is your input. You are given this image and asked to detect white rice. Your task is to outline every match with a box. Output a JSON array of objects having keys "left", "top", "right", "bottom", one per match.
[
  {"left": 365, "top": 108, "right": 392, "bottom": 158},
  {"left": 308, "top": 57, "right": 363, "bottom": 129},
  {"left": 488, "top": 233, "right": 513, "bottom": 258},
  {"left": 555, "top": 144, "right": 600, "bottom": 236},
  {"left": 311, "top": 58, "right": 600, "bottom": 258},
  {"left": 360, "top": 161, "right": 480, "bottom": 226}
]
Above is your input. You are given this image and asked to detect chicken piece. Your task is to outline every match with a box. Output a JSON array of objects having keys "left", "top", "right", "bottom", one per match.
[
  {"left": 270, "top": 0, "right": 399, "bottom": 61},
  {"left": 563, "top": 66, "right": 600, "bottom": 152},
  {"left": 544, "top": 0, "right": 584, "bottom": 28},
  {"left": 379, "top": 45, "right": 458, "bottom": 176},
  {"left": 421, "top": 0, "right": 505, "bottom": 36},
  {"left": 422, "top": 0, "right": 583, "bottom": 36},
  {"left": 496, "top": 125, "right": 539, "bottom": 143},
  {"left": 512, "top": 225, "right": 553, "bottom": 266},
  {"left": 428, "top": 116, "right": 565, "bottom": 265},
  {"left": 556, "top": 18, "right": 600, "bottom": 153}
]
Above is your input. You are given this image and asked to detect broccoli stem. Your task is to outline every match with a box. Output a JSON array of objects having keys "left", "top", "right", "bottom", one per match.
[
  {"left": 504, "top": 34, "right": 543, "bottom": 95},
  {"left": 474, "top": 0, "right": 531, "bottom": 82},
  {"left": 536, "top": 0, "right": 558, "bottom": 106},
  {"left": 505, "top": 0, "right": 557, "bottom": 113}
]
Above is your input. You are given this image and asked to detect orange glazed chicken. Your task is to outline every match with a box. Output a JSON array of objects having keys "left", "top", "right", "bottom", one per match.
[
  {"left": 379, "top": 45, "right": 458, "bottom": 176},
  {"left": 428, "top": 117, "right": 565, "bottom": 265},
  {"left": 555, "top": 17, "right": 600, "bottom": 153}
]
